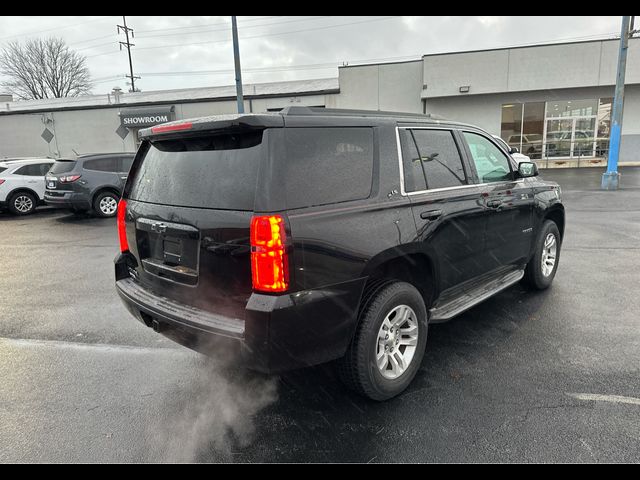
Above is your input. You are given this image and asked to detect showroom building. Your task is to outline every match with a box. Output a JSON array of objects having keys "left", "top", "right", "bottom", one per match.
[{"left": 1, "top": 37, "right": 639, "bottom": 163}]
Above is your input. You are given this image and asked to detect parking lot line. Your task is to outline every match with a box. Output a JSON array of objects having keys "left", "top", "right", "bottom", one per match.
[{"left": 567, "top": 393, "right": 640, "bottom": 406}]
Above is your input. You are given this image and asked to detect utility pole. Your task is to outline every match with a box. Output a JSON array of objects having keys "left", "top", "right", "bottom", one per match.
[
  {"left": 231, "top": 16, "right": 245, "bottom": 113},
  {"left": 117, "top": 16, "right": 140, "bottom": 93},
  {"left": 602, "top": 16, "right": 635, "bottom": 190}
]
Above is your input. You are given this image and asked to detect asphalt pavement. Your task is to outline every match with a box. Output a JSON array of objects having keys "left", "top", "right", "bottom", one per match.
[{"left": 0, "top": 167, "right": 638, "bottom": 463}]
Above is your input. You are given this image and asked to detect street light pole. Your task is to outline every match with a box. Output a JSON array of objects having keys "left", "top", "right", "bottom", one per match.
[
  {"left": 231, "top": 16, "right": 245, "bottom": 114},
  {"left": 602, "top": 16, "right": 632, "bottom": 190}
]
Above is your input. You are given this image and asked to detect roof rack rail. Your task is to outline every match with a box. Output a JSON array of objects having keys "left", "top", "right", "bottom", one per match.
[{"left": 280, "top": 106, "right": 445, "bottom": 120}]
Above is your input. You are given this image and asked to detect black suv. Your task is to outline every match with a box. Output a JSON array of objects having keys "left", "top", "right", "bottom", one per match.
[
  {"left": 115, "top": 108, "right": 564, "bottom": 400},
  {"left": 45, "top": 152, "right": 135, "bottom": 217}
]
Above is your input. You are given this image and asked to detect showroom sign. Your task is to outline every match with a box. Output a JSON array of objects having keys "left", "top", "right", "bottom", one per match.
[{"left": 119, "top": 106, "right": 175, "bottom": 128}]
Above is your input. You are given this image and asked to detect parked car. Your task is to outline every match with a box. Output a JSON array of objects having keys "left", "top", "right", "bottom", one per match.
[
  {"left": 492, "top": 135, "right": 532, "bottom": 164},
  {"left": 115, "top": 107, "right": 564, "bottom": 401},
  {"left": 44, "top": 153, "right": 135, "bottom": 217},
  {"left": 507, "top": 134, "right": 543, "bottom": 159},
  {"left": 0, "top": 158, "right": 54, "bottom": 215}
]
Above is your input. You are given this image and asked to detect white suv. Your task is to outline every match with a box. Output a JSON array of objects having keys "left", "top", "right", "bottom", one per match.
[{"left": 0, "top": 158, "right": 54, "bottom": 215}]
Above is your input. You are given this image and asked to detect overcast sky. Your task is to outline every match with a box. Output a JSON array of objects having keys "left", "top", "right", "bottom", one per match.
[{"left": 0, "top": 16, "right": 625, "bottom": 96}]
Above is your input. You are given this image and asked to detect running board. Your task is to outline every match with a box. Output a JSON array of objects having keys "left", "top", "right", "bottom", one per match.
[{"left": 429, "top": 269, "right": 525, "bottom": 322}]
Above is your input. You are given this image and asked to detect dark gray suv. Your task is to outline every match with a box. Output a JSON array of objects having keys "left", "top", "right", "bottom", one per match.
[{"left": 45, "top": 153, "right": 135, "bottom": 217}]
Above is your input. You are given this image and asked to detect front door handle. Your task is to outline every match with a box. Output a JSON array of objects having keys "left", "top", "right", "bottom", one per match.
[
  {"left": 487, "top": 199, "right": 503, "bottom": 209},
  {"left": 420, "top": 209, "right": 442, "bottom": 221}
]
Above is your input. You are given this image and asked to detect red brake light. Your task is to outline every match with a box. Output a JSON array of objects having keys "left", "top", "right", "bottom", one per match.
[
  {"left": 117, "top": 199, "right": 129, "bottom": 253},
  {"left": 250, "top": 215, "right": 289, "bottom": 293},
  {"left": 151, "top": 122, "right": 193, "bottom": 134},
  {"left": 0, "top": 179, "right": 5, "bottom": 186},
  {"left": 60, "top": 175, "right": 81, "bottom": 183}
]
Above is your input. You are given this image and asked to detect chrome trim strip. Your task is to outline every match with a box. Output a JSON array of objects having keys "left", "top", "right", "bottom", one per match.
[{"left": 395, "top": 126, "right": 407, "bottom": 196}]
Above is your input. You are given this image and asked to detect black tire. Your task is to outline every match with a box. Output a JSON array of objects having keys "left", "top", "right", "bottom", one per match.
[
  {"left": 93, "top": 191, "right": 119, "bottom": 218},
  {"left": 338, "top": 281, "right": 428, "bottom": 401},
  {"left": 522, "top": 220, "right": 561, "bottom": 290},
  {"left": 8, "top": 191, "right": 37, "bottom": 215}
]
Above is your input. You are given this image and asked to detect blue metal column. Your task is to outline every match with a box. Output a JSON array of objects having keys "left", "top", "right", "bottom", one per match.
[
  {"left": 231, "top": 16, "right": 245, "bottom": 114},
  {"left": 602, "top": 16, "right": 631, "bottom": 190}
]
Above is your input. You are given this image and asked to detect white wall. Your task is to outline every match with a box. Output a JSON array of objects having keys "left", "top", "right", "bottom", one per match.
[
  {"left": 423, "top": 38, "right": 640, "bottom": 99},
  {"left": 0, "top": 93, "right": 333, "bottom": 158},
  {"left": 327, "top": 61, "right": 424, "bottom": 113},
  {"left": 0, "top": 113, "right": 54, "bottom": 158}
]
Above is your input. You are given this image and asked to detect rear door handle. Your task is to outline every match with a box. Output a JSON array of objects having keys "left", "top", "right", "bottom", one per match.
[
  {"left": 420, "top": 209, "right": 442, "bottom": 220},
  {"left": 487, "top": 199, "right": 503, "bottom": 209}
]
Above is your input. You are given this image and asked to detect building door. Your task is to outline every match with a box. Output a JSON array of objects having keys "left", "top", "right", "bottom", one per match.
[{"left": 544, "top": 116, "right": 597, "bottom": 159}]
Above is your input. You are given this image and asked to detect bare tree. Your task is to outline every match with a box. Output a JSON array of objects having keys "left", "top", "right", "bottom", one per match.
[{"left": 0, "top": 37, "right": 93, "bottom": 100}]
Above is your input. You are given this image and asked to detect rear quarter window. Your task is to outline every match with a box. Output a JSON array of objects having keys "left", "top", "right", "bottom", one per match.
[
  {"left": 83, "top": 157, "right": 119, "bottom": 172},
  {"left": 283, "top": 127, "right": 374, "bottom": 209},
  {"left": 49, "top": 161, "right": 77, "bottom": 174}
]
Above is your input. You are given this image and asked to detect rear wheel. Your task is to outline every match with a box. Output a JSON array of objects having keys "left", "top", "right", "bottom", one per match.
[
  {"left": 338, "top": 281, "right": 428, "bottom": 401},
  {"left": 8, "top": 191, "right": 37, "bottom": 215},
  {"left": 93, "top": 191, "right": 119, "bottom": 218},
  {"left": 523, "top": 220, "right": 561, "bottom": 290}
]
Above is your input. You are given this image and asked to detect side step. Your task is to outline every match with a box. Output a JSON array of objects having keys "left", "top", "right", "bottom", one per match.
[{"left": 429, "top": 268, "right": 525, "bottom": 322}]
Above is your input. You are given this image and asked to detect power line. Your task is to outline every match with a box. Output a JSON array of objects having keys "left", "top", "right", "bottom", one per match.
[
  {"left": 136, "top": 16, "right": 334, "bottom": 39},
  {"left": 83, "top": 16, "right": 401, "bottom": 59},
  {"left": 134, "top": 16, "right": 402, "bottom": 51},
  {"left": 135, "top": 16, "right": 282, "bottom": 34}
]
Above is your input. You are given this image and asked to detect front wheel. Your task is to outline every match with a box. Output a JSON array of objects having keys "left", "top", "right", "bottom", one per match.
[
  {"left": 338, "top": 281, "right": 428, "bottom": 401},
  {"left": 523, "top": 220, "right": 561, "bottom": 290},
  {"left": 93, "top": 191, "right": 119, "bottom": 218}
]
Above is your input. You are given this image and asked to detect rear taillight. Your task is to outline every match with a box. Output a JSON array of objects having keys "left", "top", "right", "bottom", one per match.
[
  {"left": 250, "top": 215, "right": 289, "bottom": 293},
  {"left": 59, "top": 175, "right": 81, "bottom": 183},
  {"left": 0, "top": 179, "right": 5, "bottom": 186},
  {"left": 117, "top": 199, "right": 129, "bottom": 253}
]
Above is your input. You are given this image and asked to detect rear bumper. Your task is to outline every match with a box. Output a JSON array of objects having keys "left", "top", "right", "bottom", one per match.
[
  {"left": 115, "top": 254, "right": 365, "bottom": 373},
  {"left": 44, "top": 191, "right": 91, "bottom": 210}
]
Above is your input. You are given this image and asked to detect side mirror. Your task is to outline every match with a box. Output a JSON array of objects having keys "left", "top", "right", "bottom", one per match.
[
  {"left": 509, "top": 146, "right": 519, "bottom": 154},
  {"left": 518, "top": 162, "right": 538, "bottom": 178}
]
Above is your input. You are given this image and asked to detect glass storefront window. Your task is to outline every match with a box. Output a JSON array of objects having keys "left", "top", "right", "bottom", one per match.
[
  {"left": 502, "top": 98, "right": 610, "bottom": 160},
  {"left": 597, "top": 98, "right": 612, "bottom": 156},
  {"left": 500, "top": 103, "right": 523, "bottom": 151},
  {"left": 547, "top": 99, "right": 598, "bottom": 118},
  {"left": 521, "top": 102, "right": 545, "bottom": 159}
]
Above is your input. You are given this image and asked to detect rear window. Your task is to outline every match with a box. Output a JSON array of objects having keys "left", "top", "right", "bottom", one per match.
[
  {"left": 128, "top": 131, "right": 263, "bottom": 210},
  {"left": 0, "top": 167, "right": 7, "bottom": 174},
  {"left": 283, "top": 127, "right": 374, "bottom": 209},
  {"left": 49, "top": 160, "right": 76, "bottom": 174}
]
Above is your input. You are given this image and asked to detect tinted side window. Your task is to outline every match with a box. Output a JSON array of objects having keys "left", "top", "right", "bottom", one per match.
[
  {"left": 39, "top": 163, "right": 53, "bottom": 175},
  {"left": 84, "top": 157, "right": 119, "bottom": 172},
  {"left": 120, "top": 156, "right": 134, "bottom": 172},
  {"left": 403, "top": 129, "right": 466, "bottom": 190},
  {"left": 283, "top": 127, "right": 373, "bottom": 209},
  {"left": 14, "top": 164, "right": 43, "bottom": 176},
  {"left": 463, "top": 132, "right": 512, "bottom": 183},
  {"left": 401, "top": 130, "right": 427, "bottom": 193}
]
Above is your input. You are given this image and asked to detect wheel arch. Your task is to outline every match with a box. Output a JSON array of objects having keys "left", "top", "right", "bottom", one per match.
[
  {"left": 544, "top": 204, "right": 565, "bottom": 240},
  {"left": 361, "top": 245, "right": 439, "bottom": 311},
  {"left": 7, "top": 187, "right": 41, "bottom": 202},
  {"left": 91, "top": 186, "right": 122, "bottom": 207}
]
